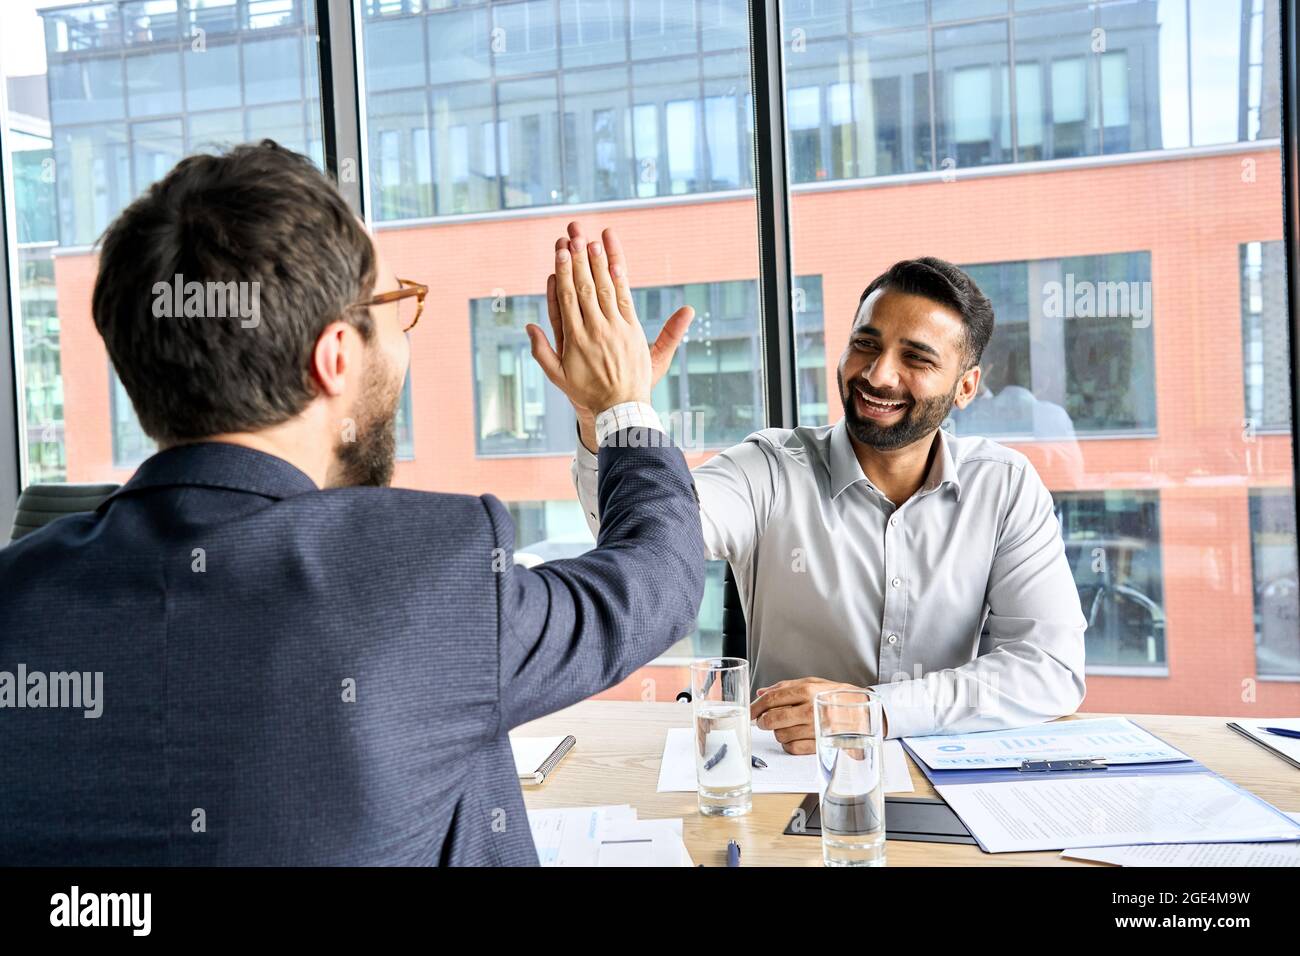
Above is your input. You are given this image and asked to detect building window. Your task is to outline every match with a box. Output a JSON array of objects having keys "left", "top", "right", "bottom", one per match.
[
  {"left": 949, "top": 252, "right": 1157, "bottom": 441},
  {"left": 1241, "top": 240, "right": 1292, "bottom": 434},
  {"left": 1250, "top": 490, "right": 1300, "bottom": 678},
  {"left": 1055, "top": 490, "right": 1166, "bottom": 671}
]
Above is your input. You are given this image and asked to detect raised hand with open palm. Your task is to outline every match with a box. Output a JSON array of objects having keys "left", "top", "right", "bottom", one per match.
[{"left": 525, "top": 221, "right": 694, "bottom": 450}]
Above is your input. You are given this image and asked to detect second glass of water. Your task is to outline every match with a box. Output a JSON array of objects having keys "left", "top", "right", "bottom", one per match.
[
  {"left": 689, "top": 657, "right": 751, "bottom": 817},
  {"left": 814, "top": 689, "right": 886, "bottom": 866}
]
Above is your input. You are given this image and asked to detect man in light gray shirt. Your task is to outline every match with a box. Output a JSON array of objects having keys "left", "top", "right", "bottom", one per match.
[{"left": 535, "top": 227, "right": 1086, "bottom": 749}]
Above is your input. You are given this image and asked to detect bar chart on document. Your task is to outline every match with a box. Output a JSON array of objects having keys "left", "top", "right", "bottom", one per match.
[{"left": 904, "top": 718, "right": 1188, "bottom": 771}]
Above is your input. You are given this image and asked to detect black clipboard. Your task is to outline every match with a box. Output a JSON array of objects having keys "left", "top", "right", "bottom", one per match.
[{"left": 783, "top": 793, "right": 978, "bottom": 845}]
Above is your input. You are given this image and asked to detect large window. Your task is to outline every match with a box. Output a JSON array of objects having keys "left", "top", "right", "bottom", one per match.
[
  {"left": 3, "top": 0, "right": 1297, "bottom": 717},
  {"left": 358, "top": 0, "right": 768, "bottom": 663},
  {"left": 786, "top": 0, "right": 1298, "bottom": 718}
]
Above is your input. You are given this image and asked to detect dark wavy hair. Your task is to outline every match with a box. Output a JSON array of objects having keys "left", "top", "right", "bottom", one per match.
[
  {"left": 92, "top": 140, "right": 377, "bottom": 445},
  {"left": 859, "top": 257, "right": 994, "bottom": 368}
]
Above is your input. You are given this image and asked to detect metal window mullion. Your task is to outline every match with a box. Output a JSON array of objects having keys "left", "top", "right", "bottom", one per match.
[
  {"left": 1281, "top": 0, "right": 1300, "bottom": 569},
  {"left": 749, "top": 0, "right": 797, "bottom": 429},
  {"left": 317, "top": 0, "right": 366, "bottom": 214},
  {"left": 1007, "top": 13, "right": 1017, "bottom": 165},
  {"left": 0, "top": 71, "right": 23, "bottom": 526}
]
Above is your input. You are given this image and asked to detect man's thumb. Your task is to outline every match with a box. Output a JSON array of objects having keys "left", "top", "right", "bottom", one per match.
[
  {"left": 650, "top": 306, "right": 695, "bottom": 369},
  {"left": 526, "top": 324, "right": 564, "bottom": 385}
]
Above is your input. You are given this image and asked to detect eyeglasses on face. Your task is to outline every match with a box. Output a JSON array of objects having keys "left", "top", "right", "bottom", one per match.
[{"left": 364, "top": 278, "right": 427, "bottom": 333}]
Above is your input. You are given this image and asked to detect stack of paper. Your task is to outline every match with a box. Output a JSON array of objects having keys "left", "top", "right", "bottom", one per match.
[
  {"left": 527, "top": 805, "right": 693, "bottom": 867},
  {"left": 1062, "top": 813, "right": 1300, "bottom": 866},
  {"left": 656, "top": 726, "right": 914, "bottom": 794}
]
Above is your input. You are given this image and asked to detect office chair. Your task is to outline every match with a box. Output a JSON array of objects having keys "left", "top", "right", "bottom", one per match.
[
  {"left": 8, "top": 483, "right": 120, "bottom": 543},
  {"left": 676, "top": 562, "right": 747, "bottom": 702}
]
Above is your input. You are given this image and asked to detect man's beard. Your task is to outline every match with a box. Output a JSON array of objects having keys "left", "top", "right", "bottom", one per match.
[
  {"left": 838, "top": 367, "right": 959, "bottom": 451},
  {"left": 332, "top": 351, "right": 401, "bottom": 488}
]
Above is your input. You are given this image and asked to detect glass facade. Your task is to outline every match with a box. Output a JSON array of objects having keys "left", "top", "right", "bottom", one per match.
[
  {"left": 41, "top": 0, "right": 323, "bottom": 246},
  {"left": 359, "top": 0, "right": 1276, "bottom": 223}
]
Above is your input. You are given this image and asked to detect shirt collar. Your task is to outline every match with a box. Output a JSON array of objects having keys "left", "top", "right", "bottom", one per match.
[
  {"left": 829, "top": 419, "right": 867, "bottom": 499},
  {"left": 829, "top": 419, "right": 963, "bottom": 502},
  {"left": 97, "top": 441, "right": 319, "bottom": 511}
]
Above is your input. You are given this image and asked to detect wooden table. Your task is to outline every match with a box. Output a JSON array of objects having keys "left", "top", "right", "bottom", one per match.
[{"left": 517, "top": 701, "right": 1300, "bottom": 866}]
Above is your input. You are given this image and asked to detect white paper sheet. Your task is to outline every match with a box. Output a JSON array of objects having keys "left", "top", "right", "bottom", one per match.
[
  {"left": 905, "top": 717, "right": 1188, "bottom": 771},
  {"left": 656, "top": 726, "right": 914, "bottom": 794},
  {"left": 527, "top": 805, "right": 692, "bottom": 867},
  {"left": 936, "top": 771, "right": 1300, "bottom": 853},
  {"left": 1230, "top": 718, "right": 1300, "bottom": 767},
  {"left": 598, "top": 817, "right": 692, "bottom": 867},
  {"left": 1061, "top": 813, "right": 1300, "bottom": 866}
]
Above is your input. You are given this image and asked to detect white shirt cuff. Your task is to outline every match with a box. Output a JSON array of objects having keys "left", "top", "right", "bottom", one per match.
[
  {"left": 868, "top": 679, "right": 934, "bottom": 739},
  {"left": 594, "top": 402, "right": 664, "bottom": 446}
]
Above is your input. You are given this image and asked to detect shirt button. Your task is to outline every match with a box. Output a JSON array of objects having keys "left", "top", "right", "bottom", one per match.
[
  {"left": 886, "top": 633, "right": 898, "bottom": 645},
  {"left": 889, "top": 517, "right": 898, "bottom": 528},
  {"left": 891, "top": 577, "right": 901, "bottom": 589}
]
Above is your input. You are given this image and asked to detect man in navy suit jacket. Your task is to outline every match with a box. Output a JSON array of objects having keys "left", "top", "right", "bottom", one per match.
[{"left": 0, "top": 141, "right": 705, "bottom": 865}]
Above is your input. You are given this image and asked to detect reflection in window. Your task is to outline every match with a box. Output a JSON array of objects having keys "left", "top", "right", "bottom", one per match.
[
  {"left": 1250, "top": 490, "right": 1300, "bottom": 678},
  {"left": 950, "top": 252, "right": 1156, "bottom": 439},
  {"left": 1241, "top": 240, "right": 1292, "bottom": 433},
  {"left": 1055, "top": 491, "right": 1166, "bottom": 670}
]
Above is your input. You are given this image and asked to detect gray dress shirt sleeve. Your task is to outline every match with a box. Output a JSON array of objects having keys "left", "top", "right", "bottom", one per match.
[
  {"left": 574, "top": 432, "right": 780, "bottom": 563},
  {"left": 870, "top": 462, "right": 1087, "bottom": 738}
]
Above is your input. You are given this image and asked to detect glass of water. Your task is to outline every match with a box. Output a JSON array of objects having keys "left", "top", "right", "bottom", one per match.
[
  {"left": 689, "top": 657, "right": 752, "bottom": 817},
  {"left": 814, "top": 689, "right": 886, "bottom": 866}
]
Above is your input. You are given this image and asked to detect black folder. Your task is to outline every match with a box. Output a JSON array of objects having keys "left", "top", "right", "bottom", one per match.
[{"left": 783, "top": 793, "right": 978, "bottom": 845}]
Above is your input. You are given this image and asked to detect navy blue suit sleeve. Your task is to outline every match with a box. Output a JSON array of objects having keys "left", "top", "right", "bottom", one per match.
[{"left": 485, "top": 428, "right": 706, "bottom": 731}]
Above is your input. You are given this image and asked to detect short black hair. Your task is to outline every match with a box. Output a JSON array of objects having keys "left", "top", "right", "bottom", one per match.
[
  {"left": 858, "top": 257, "right": 994, "bottom": 367},
  {"left": 92, "top": 140, "right": 377, "bottom": 446}
]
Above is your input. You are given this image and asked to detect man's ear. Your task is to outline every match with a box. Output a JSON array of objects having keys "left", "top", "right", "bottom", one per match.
[
  {"left": 311, "top": 321, "right": 354, "bottom": 398},
  {"left": 952, "top": 364, "right": 981, "bottom": 410}
]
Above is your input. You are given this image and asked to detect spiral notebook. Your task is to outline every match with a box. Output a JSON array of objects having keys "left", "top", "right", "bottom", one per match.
[{"left": 510, "top": 734, "right": 577, "bottom": 785}]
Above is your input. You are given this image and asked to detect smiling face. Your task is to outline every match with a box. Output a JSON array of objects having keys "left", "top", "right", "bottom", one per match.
[{"left": 837, "top": 288, "right": 981, "bottom": 451}]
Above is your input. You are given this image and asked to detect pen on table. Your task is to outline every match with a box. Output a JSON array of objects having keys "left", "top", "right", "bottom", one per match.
[
  {"left": 727, "top": 840, "right": 741, "bottom": 868},
  {"left": 1262, "top": 727, "right": 1300, "bottom": 740},
  {"left": 752, "top": 755, "right": 768, "bottom": 769}
]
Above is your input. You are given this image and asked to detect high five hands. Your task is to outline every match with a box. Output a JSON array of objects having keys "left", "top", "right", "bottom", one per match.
[{"left": 526, "top": 221, "right": 695, "bottom": 449}]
